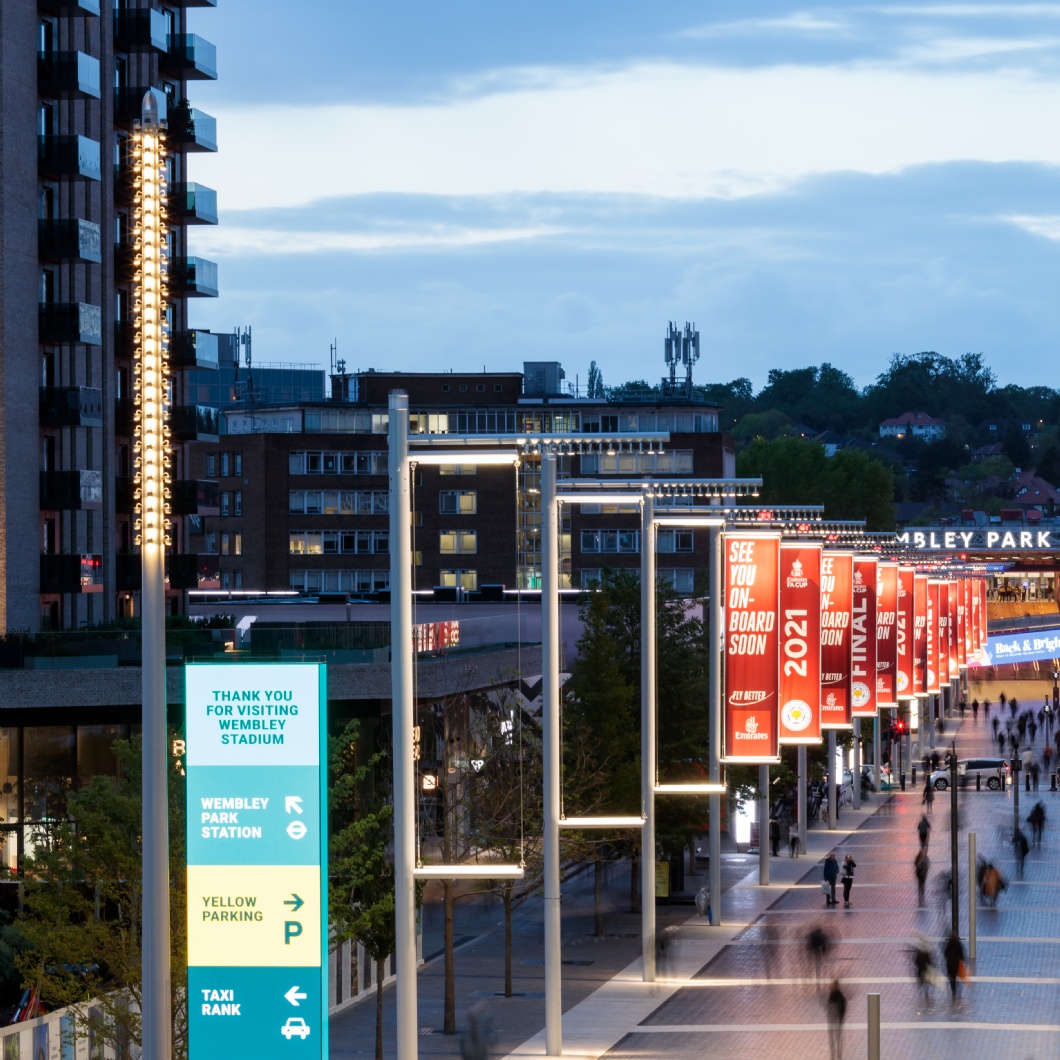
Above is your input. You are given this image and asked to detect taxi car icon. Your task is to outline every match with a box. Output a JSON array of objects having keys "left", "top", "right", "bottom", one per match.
[{"left": 281, "top": 1017, "right": 311, "bottom": 1040}]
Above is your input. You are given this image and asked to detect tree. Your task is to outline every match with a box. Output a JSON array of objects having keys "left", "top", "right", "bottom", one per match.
[
  {"left": 586, "top": 360, "right": 604, "bottom": 398},
  {"left": 1002, "top": 423, "right": 1031, "bottom": 470},
  {"left": 15, "top": 736, "right": 187, "bottom": 1060},
  {"left": 1035, "top": 442, "right": 1060, "bottom": 488},
  {"left": 328, "top": 721, "right": 394, "bottom": 1060}
]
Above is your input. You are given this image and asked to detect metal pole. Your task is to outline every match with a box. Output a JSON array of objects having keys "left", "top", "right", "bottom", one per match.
[
  {"left": 641, "top": 494, "right": 656, "bottom": 981},
  {"left": 852, "top": 719, "right": 861, "bottom": 810},
  {"left": 797, "top": 745, "right": 807, "bottom": 856},
  {"left": 867, "top": 992, "right": 881, "bottom": 1060},
  {"left": 968, "top": 832, "right": 977, "bottom": 959},
  {"left": 759, "top": 764, "right": 770, "bottom": 884},
  {"left": 926, "top": 695, "right": 935, "bottom": 751},
  {"left": 1013, "top": 757, "right": 1020, "bottom": 837},
  {"left": 388, "top": 393, "right": 418, "bottom": 1060},
  {"left": 950, "top": 752, "right": 959, "bottom": 938},
  {"left": 873, "top": 716, "right": 881, "bottom": 794},
  {"left": 541, "top": 453, "right": 563, "bottom": 1055},
  {"left": 828, "top": 730, "right": 837, "bottom": 830},
  {"left": 709, "top": 525, "right": 723, "bottom": 925}
]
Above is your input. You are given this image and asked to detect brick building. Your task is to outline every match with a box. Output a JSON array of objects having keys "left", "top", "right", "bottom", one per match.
[
  {"left": 0, "top": 0, "right": 219, "bottom": 631},
  {"left": 189, "top": 363, "right": 736, "bottom": 595}
]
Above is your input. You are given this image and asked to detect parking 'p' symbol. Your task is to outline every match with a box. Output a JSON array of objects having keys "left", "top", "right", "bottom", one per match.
[{"left": 284, "top": 921, "right": 303, "bottom": 945}]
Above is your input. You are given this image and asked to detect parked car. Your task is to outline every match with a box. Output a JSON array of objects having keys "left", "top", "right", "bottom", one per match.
[{"left": 930, "top": 757, "right": 1009, "bottom": 791}]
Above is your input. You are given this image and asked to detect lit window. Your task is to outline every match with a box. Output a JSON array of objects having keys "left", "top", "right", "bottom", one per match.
[{"left": 439, "top": 491, "right": 476, "bottom": 515}]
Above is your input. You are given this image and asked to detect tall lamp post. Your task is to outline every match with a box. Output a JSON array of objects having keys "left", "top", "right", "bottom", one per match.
[{"left": 136, "top": 89, "right": 172, "bottom": 1060}]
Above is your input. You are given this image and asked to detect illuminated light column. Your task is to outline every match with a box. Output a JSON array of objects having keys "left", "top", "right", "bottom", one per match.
[{"left": 135, "top": 89, "right": 172, "bottom": 1060}]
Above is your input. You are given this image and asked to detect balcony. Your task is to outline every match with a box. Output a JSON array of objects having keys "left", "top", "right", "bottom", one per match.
[
  {"left": 171, "top": 404, "right": 219, "bottom": 441},
  {"left": 38, "top": 51, "right": 101, "bottom": 98},
  {"left": 113, "top": 86, "right": 168, "bottom": 127},
  {"left": 168, "top": 553, "right": 220, "bottom": 591},
  {"left": 40, "top": 470, "right": 103, "bottom": 510},
  {"left": 38, "top": 0, "right": 99, "bottom": 16},
  {"left": 115, "top": 475, "right": 135, "bottom": 514},
  {"left": 168, "top": 183, "right": 217, "bottom": 225},
  {"left": 40, "top": 554, "right": 104, "bottom": 594},
  {"left": 40, "top": 386, "right": 103, "bottom": 428},
  {"left": 167, "top": 102, "right": 217, "bottom": 152},
  {"left": 170, "top": 329, "right": 219, "bottom": 370},
  {"left": 171, "top": 479, "right": 220, "bottom": 516},
  {"left": 115, "top": 398, "right": 135, "bottom": 436},
  {"left": 170, "top": 256, "right": 218, "bottom": 297},
  {"left": 39, "top": 302, "right": 102, "bottom": 346},
  {"left": 38, "top": 218, "right": 102, "bottom": 264},
  {"left": 38, "top": 134, "right": 101, "bottom": 181},
  {"left": 113, "top": 7, "right": 167, "bottom": 51},
  {"left": 163, "top": 34, "right": 217, "bottom": 80},
  {"left": 179, "top": 0, "right": 217, "bottom": 7}
]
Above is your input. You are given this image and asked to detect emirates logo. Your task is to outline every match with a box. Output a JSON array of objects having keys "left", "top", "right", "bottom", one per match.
[
  {"left": 826, "top": 692, "right": 837, "bottom": 707},
  {"left": 745, "top": 716, "right": 758, "bottom": 734}
]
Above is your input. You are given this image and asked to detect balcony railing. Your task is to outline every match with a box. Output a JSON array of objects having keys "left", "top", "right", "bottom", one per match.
[
  {"left": 38, "top": 0, "right": 100, "bottom": 16},
  {"left": 163, "top": 34, "right": 217, "bottom": 80},
  {"left": 40, "top": 470, "right": 103, "bottom": 511},
  {"left": 40, "top": 554, "right": 104, "bottom": 594},
  {"left": 38, "top": 51, "right": 101, "bottom": 98},
  {"left": 40, "top": 386, "right": 104, "bottom": 427},
  {"left": 38, "top": 218, "right": 102, "bottom": 264},
  {"left": 38, "top": 302, "right": 102, "bottom": 346},
  {"left": 113, "top": 6, "right": 167, "bottom": 51},
  {"left": 171, "top": 404, "right": 220, "bottom": 441},
  {"left": 171, "top": 479, "right": 221, "bottom": 516},
  {"left": 38, "top": 135, "right": 101, "bottom": 181},
  {"left": 170, "top": 329, "right": 219, "bottom": 370},
  {"left": 168, "top": 103, "right": 217, "bottom": 153},
  {"left": 170, "top": 256, "right": 218, "bottom": 297},
  {"left": 168, "top": 183, "right": 217, "bottom": 225}
]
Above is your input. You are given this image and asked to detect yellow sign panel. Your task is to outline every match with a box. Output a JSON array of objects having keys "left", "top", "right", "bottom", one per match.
[
  {"left": 654, "top": 860, "right": 670, "bottom": 898},
  {"left": 187, "top": 864, "right": 321, "bottom": 967}
]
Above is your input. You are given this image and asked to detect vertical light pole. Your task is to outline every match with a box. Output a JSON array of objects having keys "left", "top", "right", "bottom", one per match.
[
  {"left": 541, "top": 453, "right": 562, "bottom": 1055},
  {"left": 708, "top": 525, "right": 723, "bottom": 923},
  {"left": 851, "top": 719, "right": 861, "bottom": 810},
  {"left": 388, "top": 393, "right": 418, "bottom": 1058},
  {"left": 640, "top": 493, "right": 656, "bottom": 980},
  {"left": 136, "top": 89, "right": 172, "bottom": 1060},
  {"left": 949, "top": 752, "right": 959, "bottom": 937}
]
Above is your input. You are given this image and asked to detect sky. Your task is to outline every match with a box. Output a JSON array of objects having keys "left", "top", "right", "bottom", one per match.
[{"left": 185, "top": 1, "right": 1060, "bottom": 394}]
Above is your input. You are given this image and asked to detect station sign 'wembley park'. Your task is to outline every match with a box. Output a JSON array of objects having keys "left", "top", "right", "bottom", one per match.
[
  {"left": 186, "top": 662, "right": 328, "bottom": 1059},
  {"left": 896, "top": 528, "right": 1060, "bottom": 552}
]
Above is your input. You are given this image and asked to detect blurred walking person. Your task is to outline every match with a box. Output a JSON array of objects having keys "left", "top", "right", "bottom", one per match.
[
  {"left": 826, "top": 979, "right": 847, "bottom": 1060},
  {"left": 789, "top": 820, "right": 800, "bottom": 858},
  {"left": 917, "top": 814, "right": 931, "bottom": 851},
  {"left": 943, "top": 932, "right": 966, "bottom": 1003},
  {"left": 914, "top": 850, "right": 930, "bottom": 906}
]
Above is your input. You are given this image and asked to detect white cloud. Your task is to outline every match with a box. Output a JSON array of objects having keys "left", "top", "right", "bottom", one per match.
[
  {"left": 878, "top": 4, "right": 1060, "bottom": 15},
  {"left": 191, "top": 223, "right": 565, "bottom": 256},
  {"left": 682, "top": 13, "right": 849, "bottom": 38},
  {"left": 1001, "top": 214, "right": 1060, "bottom": 240},
  {"left": 191, "top": 61, "right": 1060, "bottom": 211},
  {"left": 898, "top": 35, "right": 1060, "bottom": 61}
]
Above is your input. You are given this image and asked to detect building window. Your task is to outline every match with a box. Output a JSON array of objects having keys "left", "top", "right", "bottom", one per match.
[
  {"left": 233, "top": 533, "right": 242, "bottom": 556},
  {"left": 234, "top": 491, "right": 242, "bottom": 516},
  {"left": 440, "top": 569, "right": 477, "bottom": 591},
  {"left": 221, "top": 493, "right": 230, "bottom": 516},
  {"left": 221, "top": 533, "right": 230, "bottom": 556},
  {"left": 205, "top": 453, "right": 217, "bottom": 477},
  {"left": 580, "top": 529, "right": 640, "bottom": 554},
  {"left": 442, "top": 384, "right": 450, "bottom": 393},
  {"left": 458, "top": 384, "right": 468, "bottom": 393},
  {"left": 657, "top": 529, "right": 694, "bottom": 553},
  {"left": 234, "top": 453, "right": 242, "bottom": 476},
  {"left": 440, "top": 530, "right": 477, "bottom": 554},
  {"left": 439, "top": 464, "right": 477, "bottom": 476},
  {"left": 476, "top": 384, "right": 485, "bottom": 392},
  {"left": 494, "top": 384, "right": 503, "bottom": 392},
  {"left": 439, "top": 491, "right": 476, "bottom": 515},
  {"left": 580, "top": 569, "right": 603, "bottom": 588},
  {"left": 205, "top": 531, "right": 217, "bottom": 554},
  {"left": 220, "top": 452, "right": 230, "bottom": 477},
  {"left": 658, "top": 568, "right": 695, "bottom": 593}
]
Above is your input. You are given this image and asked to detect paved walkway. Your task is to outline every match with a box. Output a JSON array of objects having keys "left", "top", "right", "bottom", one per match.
[{"left": 331, "top": 679, "right": 1060, "bottom": 1058}]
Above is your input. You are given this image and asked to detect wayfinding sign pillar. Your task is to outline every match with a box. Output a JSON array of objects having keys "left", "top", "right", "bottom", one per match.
[{"left": 186, "top": 662, "right": 328, "bottom": 1058}]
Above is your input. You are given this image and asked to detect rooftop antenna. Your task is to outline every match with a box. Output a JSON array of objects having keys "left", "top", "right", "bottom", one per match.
[
  {"left": 681, "top": 321, "right": 699, "bottom": 395},
  {"left": 664, "top": 321, "right": 681, "bottom": 392}
]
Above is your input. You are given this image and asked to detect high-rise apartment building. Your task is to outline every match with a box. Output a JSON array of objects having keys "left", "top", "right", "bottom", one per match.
[{"left": 0, "top": 0, "right": 219, "bottom": 631}]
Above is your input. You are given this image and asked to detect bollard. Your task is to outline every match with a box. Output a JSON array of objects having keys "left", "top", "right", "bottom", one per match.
[
  {"left": 968, "top": 832, "right": 977, "bottom": 961},
  {"left": 976, "top": 772, "right": 981, "bottom": 791},
  {"left": 900, "top": 771, "right": 906, "bottom": 792},
  {"left": 1052, "top": 773, "right": 1057, "bottom": 792},
  {"left": 912, "top": 765, "right": 917, "bottom": 786},
  {"left": 867, "top": 992, "right": 881, "bottom": 1060},
  {"left": 1026, "top": 773, "right": 1031, "bottom": 793}
]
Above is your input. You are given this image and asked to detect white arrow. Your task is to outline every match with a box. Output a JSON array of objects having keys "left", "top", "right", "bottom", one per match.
[
  {"left": 285, "top": 796, "right": 304, "bottom": 815},
  {"left": 284, "top": 986, "right": 307, "bottom": 1007}
]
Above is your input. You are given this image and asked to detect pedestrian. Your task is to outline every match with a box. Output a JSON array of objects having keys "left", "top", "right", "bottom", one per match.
[
  {"left": 1028, "top": 801, "right": 1046, "bottom": 846},
  {"left": 1010, "top": 696, "right": 1019, "bottom": 720},
  {"left": 922, "top": 777, "right": 934, "bottom": 813},
  {"left": 769, "top": 816, "right": 781, "bottom": 857},
  {"left": 943, "top": 931, "right": 966, "bottom": 1003},
  {"left": 1014, "top": 828, "right": 1029, "bottom": 878},
  {"left": 1030, "top": 719, "right": 1038, "bottom": 744},
  {"left": 915, "top": 849, "right": 930, "bottom": 905},
  {"left": 1032, "top": 761, "right": 1040, "bottom": 791},
  {"left": 789, "top": 820, "right": 800, "bottom": 858},
  {"left": 841, "top": 854, "right": 856, "bottom": 907},
  {"left": 826, "top": 978, "right": 847, "bottom": 1060},
  {"left": 460, "top": 1004, "right": 492, "bottom": 1060},
  {"left": 972, "top": 698, "right": 979, "bottom": 723},
  {"left": 912, "top": 934, "right": 936, "bottom": 1001},
  {"left": 959, "top": 698, "right": 967, "bottom": 719},
  {"left": 992, "top": 716, "right": 1000, "bottom": 740},
  {"left": 1000, "top": 691, "right": 1008, "bottom": 714},
  {"left": 695, "top": 882, "right": 712, "bottom": 924},
  {"left": 997, "top": 731, "right": 1006, "bottom": 755},
  {"left": 983, "top": 698, "right": 991, "bottom": 718},
  {"left": 1045, "top": 745, "right": 1054, "bottom": 773},
  {"left": 807, "top": 924, "right": 831, "bottom": 980},
  {"left": 823, "top": 851, "right": 839, "bottom": 906},
  {"left": 917, "top": 814, "right": 931, "bottom": 851}
]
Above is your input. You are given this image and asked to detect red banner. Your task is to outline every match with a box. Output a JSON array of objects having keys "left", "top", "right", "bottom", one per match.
[
  {"left": 960, "top": 578, "right": 970, "bottom": 666},
  {"left": 970, "top": 578, "right": 981, "bottom": 654},
  {"left": 851, "top": 557, "right": 878, "bottom": 718},
  {"left": 938, "top": 581, "right": 951, "bottom": 687},
  {"left": 723, "top": 533, "right": 781, "bottom": 762},
  {"left": 779, "top": 543, "right": 822, "bottom": 744},
  {"left": 820, "top": 551, "right": 853, "bottom": 730},
  {"left": 913, "top": 574, "right": 928, "bottom": 698},
  {"left": 876, "top": 563, "right": 899, "bottom": 708},
  {"left": 946, "top": 580, "right": 959, "bottom": 675},
  {"left": 896, "top": 567, "right": 915, "bottom": 698},
  {"left": 978, "top": 579, "right": 987, "bottom": 653},
  {"left": 926, "top": 580, "right": 941, "bottom": 694}
]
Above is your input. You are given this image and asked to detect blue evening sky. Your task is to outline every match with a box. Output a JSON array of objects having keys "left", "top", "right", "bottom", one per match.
[{"left": 185, "top": 2, "right": 1060, "bottom": 393}]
